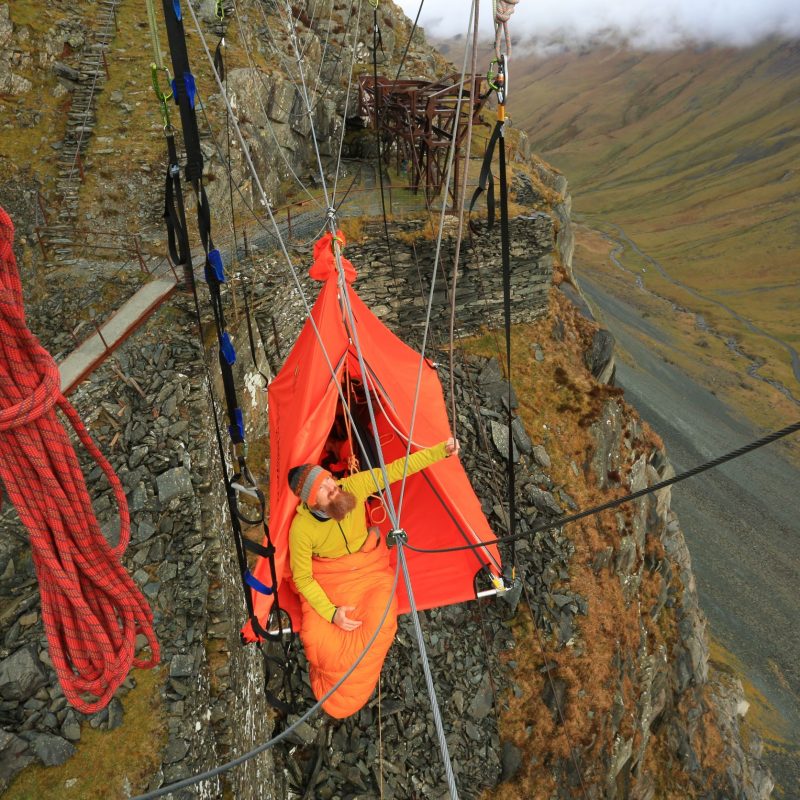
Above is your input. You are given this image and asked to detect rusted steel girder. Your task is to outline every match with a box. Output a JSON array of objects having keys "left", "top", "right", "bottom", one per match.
[{"left": 359, "top": 73, "right": 488, "bottom": 205}]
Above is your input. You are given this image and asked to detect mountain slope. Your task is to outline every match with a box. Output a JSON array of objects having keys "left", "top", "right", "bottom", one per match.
[{"left": 510, "top": 39, "right": 800, "bottom": 434}]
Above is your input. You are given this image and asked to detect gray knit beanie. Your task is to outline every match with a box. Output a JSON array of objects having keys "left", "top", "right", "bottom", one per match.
[{"left": 288, "top": 464, "right": 331, "bottom": 505}]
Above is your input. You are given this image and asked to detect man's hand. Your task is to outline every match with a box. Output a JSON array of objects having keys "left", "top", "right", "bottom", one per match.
[
  {"left": 445, "top": 437, "right": 460, "bottom": 457},
  {"left": 333, "top": 606, "right": 362, "bottom": 631}
]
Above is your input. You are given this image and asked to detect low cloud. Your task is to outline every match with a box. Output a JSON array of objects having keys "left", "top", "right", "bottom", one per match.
[{"left": 397, "top": 0, "right": 800, "bottom": 50}]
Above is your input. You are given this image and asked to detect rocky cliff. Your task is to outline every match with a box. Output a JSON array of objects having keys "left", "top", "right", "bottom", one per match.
[{"left": 0, "top": 1, "right": 774, "bottom": 798}]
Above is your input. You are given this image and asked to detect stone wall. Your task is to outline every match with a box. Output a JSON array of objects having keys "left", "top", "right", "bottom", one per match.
[{"left": 252, "top": 214, "right": 555, "bottom": 366}]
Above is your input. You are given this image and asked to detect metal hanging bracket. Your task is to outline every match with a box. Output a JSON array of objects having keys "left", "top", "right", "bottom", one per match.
[{"left": 387, "top": 528, "right": 408, "bottom": 547}]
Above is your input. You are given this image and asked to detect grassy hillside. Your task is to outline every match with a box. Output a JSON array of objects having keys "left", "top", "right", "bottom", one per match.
[{"left": 510, "top": 39, "right": 800, "bottom": 434}]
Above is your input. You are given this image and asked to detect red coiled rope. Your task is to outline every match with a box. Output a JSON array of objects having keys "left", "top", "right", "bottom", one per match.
[{"left": 0, "top": 206, "right": 159, "bottom": 713}]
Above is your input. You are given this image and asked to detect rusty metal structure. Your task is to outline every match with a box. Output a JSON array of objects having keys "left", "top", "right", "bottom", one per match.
[{"left": 358, "top": 73, "right": 488, "bottom": 205}]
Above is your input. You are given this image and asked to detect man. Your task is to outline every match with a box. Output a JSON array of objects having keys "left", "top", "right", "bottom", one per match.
[{"left": 288, "top": 437, "right": 460, "bottom": 630}]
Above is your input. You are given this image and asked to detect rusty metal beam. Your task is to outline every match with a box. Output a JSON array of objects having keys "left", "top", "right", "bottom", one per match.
[{"left": 359, "top": 73, "right": 488, "bottom": 205}]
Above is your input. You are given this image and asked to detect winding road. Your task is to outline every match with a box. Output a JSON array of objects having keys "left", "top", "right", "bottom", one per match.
[
  {"left": 596, "top": 219, "right": 800, "bottom": 401},
  {"left": 575, "top": 247, "right": 800, "bottom": 798}
]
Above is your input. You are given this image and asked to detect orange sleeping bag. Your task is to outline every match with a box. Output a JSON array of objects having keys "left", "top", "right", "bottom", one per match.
[{"left": 298, "top": 539, "right": 398, "bottom": 718}]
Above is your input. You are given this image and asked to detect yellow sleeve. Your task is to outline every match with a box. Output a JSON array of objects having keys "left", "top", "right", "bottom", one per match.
[
  {"left": 344, "top": 441, "right": 449, "bottom": 500},
  {"left": 289, "top": 516, "right": 337, "bottom": 622}
]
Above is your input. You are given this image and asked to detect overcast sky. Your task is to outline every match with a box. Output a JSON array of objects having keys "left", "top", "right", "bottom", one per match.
[{"left": 395, "top": 0, "right": 800, "bottom": 50}]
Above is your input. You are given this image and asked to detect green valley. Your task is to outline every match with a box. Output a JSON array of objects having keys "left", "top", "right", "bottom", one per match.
[{"left": 512, "top": 39, "right": 800, "bottom": 445}]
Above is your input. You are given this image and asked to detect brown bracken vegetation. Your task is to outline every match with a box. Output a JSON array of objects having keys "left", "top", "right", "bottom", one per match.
[{"left": 459, "top": 276, "right": 727, "bottom": 797}]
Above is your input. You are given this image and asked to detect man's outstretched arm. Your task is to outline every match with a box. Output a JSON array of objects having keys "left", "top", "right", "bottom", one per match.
[{"left": 344, "top": 438, "right": 459, "bottom": 500}]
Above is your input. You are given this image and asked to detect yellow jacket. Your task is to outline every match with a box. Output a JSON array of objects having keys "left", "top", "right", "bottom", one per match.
[{"left": 289, "top": 442, "right": 449, "bottom": 621}]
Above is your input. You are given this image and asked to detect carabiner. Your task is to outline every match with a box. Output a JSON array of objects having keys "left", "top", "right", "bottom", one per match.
[{"left": 150, "top": 63, "right": 173, "bottom": 128}]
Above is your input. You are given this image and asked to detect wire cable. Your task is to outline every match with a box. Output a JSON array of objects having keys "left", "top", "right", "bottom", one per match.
[
  {"left": 397, "top": 542, "right": 460, "bottom": 800},
  {"left": 330, "top": 0, "right": 365, "bottom": 206},
  {"left": 281, "top": 0, "right": 333, "bottom": 210},
  {"left": 184, "top": 0, "right": 401, "bottom": 523},
  {"left": 448, "top": 5, "right": 481, "bottom": 438},
  {"left": 395, "top": 0, "right": 479, "bottom": 520},
  {"left": 227, "top": 0, "right": 326, "bottom": 207},
  {"left": 131, "top": 556, "right": 402, "bottom": 800},
  {"left": 403, "top": 419, "right": 800, "bottom": 555}
]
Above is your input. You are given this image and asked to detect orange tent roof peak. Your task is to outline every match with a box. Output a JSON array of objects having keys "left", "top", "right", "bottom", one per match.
[{"left": 309, "top": 231, "right": 357, "bottom": 283}]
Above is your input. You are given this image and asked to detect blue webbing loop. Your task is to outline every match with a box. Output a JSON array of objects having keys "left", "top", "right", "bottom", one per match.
[
  {"left": 220, "top": 332, "right": 237, "bottom": 365},
  {"left": 228, "top": 407, "right": 244, "bottom": 442},
  {"left": 244, "top": 570, "right": 274, "bottom": 596},
  {"left": 207, "top": 248, "right": 225, "bottom": 282},
  {"left": 184, "top": 71, "right": 197, "bottom": 110},
  {"left": 172, "top": 0, "right": 182, "bottom": 21}
]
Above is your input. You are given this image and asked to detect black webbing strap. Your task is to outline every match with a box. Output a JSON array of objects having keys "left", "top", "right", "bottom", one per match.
[
  {"left": 192, "top": 179, "right": 246, "bottom": 448},
  {"left": 158, "top": 0, "right": 295, "bottom": 711},
  {"left": 469, "top": 120, "right": 502, "bottom": 231},
  {"left": 466, "top": 112, "right": 517, "bottom": 555},
  {"left": 160, "top": 0, "right": 204, "bottom": 182},
  {"left": 163, "top": 132, "right": 191, "bottom": 269},
  {"left": 204, "top": 339, "right": 296, "bottom": 713},
  {"left": 498, "top": 124, "right": 517, "bottom": 553}
]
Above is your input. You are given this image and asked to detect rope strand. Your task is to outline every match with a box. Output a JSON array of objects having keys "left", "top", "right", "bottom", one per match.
[
  {"left": 397, "top": 543, "right": 460, "bottom": 799},
  {"left": 132, "top": 556, "right": 402, "bottom": 800}
]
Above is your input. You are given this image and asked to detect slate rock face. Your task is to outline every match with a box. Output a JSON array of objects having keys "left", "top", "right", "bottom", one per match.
[
  {"left": 491, "top": 419, "right": 520, "bottom": 462},
  {"left": 0, "top": 645, "right": 47, "bottom": 701},
  {"left": 500, "top": 741, "right": 523, "bottom": 781},
  {"left": 524, "top": 484, "right": 562, "bottom": 516},
  {"left": 0, "top": 730, "right": 34, "bottom": 793},
  {"left": 29, "top": 733, "right": 76, "bottom": 767},
  {"left": 156, "top": 467, "right": 194, "bottom": 505},
  {"left": 511, "top": 172, "right": 543, "bottom": 206},
  {"left": 585, "top": 328, "right": 616, "bottom": 384}
]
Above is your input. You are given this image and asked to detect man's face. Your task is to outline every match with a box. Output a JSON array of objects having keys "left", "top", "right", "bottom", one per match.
[
  {"left": 314, "top": 476, "right": 342, "bottom": 511},
  {"left": 313, "top": 476, "right": 357, "bottom": 522}
]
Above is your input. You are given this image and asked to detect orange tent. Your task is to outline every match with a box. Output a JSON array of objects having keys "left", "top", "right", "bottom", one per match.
[{"left": 242, "top": 233, "right": 503, "bottom": 640}]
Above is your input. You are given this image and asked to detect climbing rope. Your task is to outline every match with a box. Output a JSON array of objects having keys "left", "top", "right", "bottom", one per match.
[
  {"left": 0, "top": 207, "right": 159, "bottom": 713},
  {"left": 396, "top": 540, "right": 460, "bottom": 800},
  {"left": 493, "top": 0, "right": 519, "bottom": 58},
  {"left": 146, "top": 0, "right": 165, "bottom": 70}
]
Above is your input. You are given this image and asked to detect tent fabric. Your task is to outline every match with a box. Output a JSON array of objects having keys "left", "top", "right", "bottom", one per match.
[
  {"left": 299, "top": 539, "right": 398, "bottom": 718},
  {"left": 242, "top": 231, "right": 503, "bottom": 642}
]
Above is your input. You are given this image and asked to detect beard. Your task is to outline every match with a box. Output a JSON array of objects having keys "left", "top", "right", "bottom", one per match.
[{"left": 326, "top": 489, "right": 357, "bottom": 521}]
